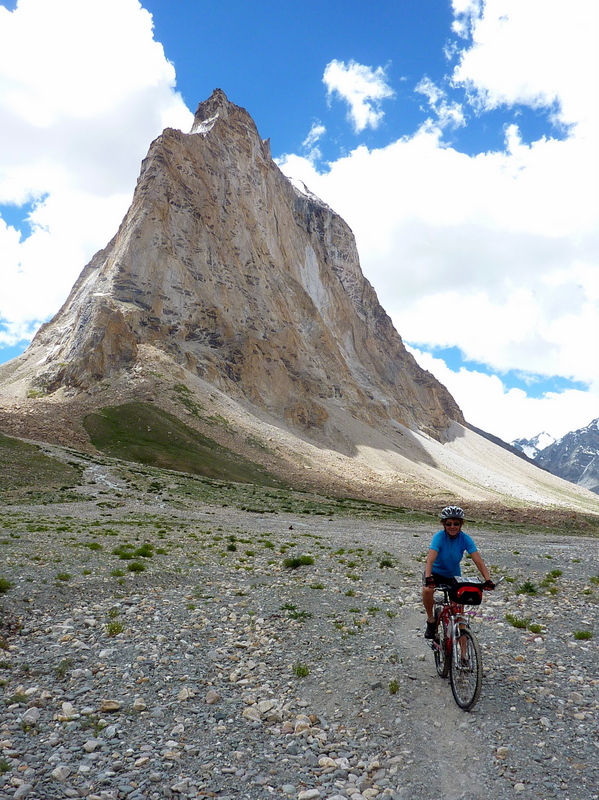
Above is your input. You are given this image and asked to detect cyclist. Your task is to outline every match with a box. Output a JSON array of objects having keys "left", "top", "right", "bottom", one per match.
[{"left": 423, "top": 506, "right": 495, "bottom": 639}]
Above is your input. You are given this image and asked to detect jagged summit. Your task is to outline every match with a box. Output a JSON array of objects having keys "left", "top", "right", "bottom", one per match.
[{"left": 190, "top": 87, "right": 232, "bottom": 132}]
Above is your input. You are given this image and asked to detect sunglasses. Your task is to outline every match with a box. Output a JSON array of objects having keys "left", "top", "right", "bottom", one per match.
[{"left": 443, "top": 521, "right": 463, "bottom": 527}]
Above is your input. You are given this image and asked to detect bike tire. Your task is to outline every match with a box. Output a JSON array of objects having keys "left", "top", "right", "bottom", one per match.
[
  {"left": 450, "top": 627, "right": 482, "bottom": 711},
  {"left": 433, "top": 605, "right": 450, "bottom": 678}
]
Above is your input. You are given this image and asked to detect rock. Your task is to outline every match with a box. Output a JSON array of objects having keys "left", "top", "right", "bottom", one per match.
[
  {"left": 132, "top": 697, "right": 147, "bottom": 712},
  {"left": 205, "top": 689, "right": 220, "bottom": 704},
  {"left": 99, "top": 699, "right": 121, "bottom": 713},
  {"left": 57, "top": 701, "right": 78, "bottom": 720},
  {"left": 83, "top": 739, "right": 101, "bottom": 752},
  {"left": 13, "top": 785, "right": 34, "bottom": 799},
  {"left": 21, "top": 707, "right": 40, "bottom": 725},
  {"left": 51, "top": 764, "right": 71, "bottom": 781},
  {"left": 298, "top": 791, "right": 321, "bottom": 800},
  {"left": 319, "top": 757, "right": 337, "bottom": 768},
  {"left": 242, "top": 706, "right": 262, "bottom": 722}
]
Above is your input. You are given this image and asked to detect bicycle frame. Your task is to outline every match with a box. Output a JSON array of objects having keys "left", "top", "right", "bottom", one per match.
[
  {"left": 433, "top": 590, "right": 468, "bottom": 657},
  {"left": 430, "top": 584, "right": 483, "bottom": 710}
]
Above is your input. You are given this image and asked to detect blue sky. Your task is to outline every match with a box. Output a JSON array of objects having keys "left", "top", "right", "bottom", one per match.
[{"left": 0, "top": 0, "right": 598, "bottom": 441}]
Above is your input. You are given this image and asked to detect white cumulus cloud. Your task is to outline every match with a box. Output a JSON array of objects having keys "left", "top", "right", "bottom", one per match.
[
  {"left": 323, "top": 59, "right": 395, "bottom": 133},
  {"left": 0, "top": 0, "right": 193, "bottom": 346},
  {"left": 408, "top": 346, "right": 599, "bottom": 442},
  {"left": 280, "top": 0, "right": 599, "bottom": 440}
]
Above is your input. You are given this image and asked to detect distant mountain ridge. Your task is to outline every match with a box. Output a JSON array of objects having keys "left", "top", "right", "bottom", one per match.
[
  {"left": 512, "top": 431, "right": 556, "bottom": 460},
  {"left": 512, "top": 420, "right": 599, "bottom": 495}
]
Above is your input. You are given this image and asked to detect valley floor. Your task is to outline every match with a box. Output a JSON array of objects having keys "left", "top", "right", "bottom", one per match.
[{"left": 1, "top": 482, "right": 598, "bottom": 800}]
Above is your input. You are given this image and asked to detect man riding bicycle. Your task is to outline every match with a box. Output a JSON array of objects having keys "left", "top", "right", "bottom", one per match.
[{"left": 423, "top": 506, "right": 495, "bottom": 639}]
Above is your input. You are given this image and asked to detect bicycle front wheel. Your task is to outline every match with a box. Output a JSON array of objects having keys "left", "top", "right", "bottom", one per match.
[
  {"left": 450, "top": 627, "right": 482, "bottom": 710},
  {"left": 433, "top": 606, "right": 450, "bottom": 678}
]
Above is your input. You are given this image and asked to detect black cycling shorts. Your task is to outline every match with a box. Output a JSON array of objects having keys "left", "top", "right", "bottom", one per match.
[{"left": 422, "top": 571, "right": 453, "bottom": 587}]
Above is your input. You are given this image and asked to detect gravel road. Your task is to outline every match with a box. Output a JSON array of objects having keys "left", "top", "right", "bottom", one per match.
[{"left": 1, "top": 486, "right": 598, "bottom": 800}]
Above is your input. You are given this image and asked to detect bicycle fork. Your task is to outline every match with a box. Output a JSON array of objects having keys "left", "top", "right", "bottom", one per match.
[{"left": 451, "top": 615, "right": 469, "bottom": 666}]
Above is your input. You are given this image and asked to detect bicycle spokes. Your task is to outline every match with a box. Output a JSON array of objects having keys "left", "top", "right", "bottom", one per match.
[{"left": 449, "top": 628, "right": 482, "bottom": 710}]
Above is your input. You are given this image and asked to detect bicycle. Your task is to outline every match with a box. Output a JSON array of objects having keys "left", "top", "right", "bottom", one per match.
[{"left": 429, "top": 576, "right": 495, "bottom": 711}]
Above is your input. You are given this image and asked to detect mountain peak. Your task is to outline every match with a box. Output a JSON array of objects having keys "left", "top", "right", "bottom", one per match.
[
  {"left": 1, "top": 90, "right": 463, "bottom": 443},
  {"left": 512, "top": 431, "right": 556, "bottom": 459},
  {"left": 191, "top": 87, "right": 232, "bottom": 132},
  {"left": 513, "top": 419, "right": 599, "bottom": 495}
]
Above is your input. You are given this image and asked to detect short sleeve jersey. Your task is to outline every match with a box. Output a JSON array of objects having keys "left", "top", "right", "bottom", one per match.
[{"left": 429, "top": 530, "right": 478, "bottom": 578}]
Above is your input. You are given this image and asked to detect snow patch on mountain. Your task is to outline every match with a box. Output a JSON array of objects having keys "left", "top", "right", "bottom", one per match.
[{"left": 511, "top": 431, "right": 556, "bottom": 459}]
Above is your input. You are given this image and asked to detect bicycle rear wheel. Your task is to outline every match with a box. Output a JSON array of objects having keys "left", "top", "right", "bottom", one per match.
[
  {"left": 433, "top": 606, "right": 450, "bottom": 678},
  {"left": 450, "top": 627, "right": 482, "bottom": 710}
]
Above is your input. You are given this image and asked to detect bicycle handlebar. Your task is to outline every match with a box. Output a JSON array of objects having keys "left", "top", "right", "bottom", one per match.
[{"left": 433, "top": 576, "right": 505, "bottom": 591}]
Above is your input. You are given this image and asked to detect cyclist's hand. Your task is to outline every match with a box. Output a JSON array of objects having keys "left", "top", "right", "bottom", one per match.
[
  {"left": 483, "top": 579, "right": 495, "bottom": 590},
  {"left": 425, "top": 576, "right": 436, "bottom": 588}
]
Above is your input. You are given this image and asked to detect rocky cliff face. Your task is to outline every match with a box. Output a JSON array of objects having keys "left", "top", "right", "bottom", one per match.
[{"left": 3, "top": 89, "right": 463, "bottom": 441}]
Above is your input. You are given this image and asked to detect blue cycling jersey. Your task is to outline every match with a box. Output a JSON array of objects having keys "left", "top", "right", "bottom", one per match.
[{"left": 429, "top": 529, "right": 478, "bottom": 577}]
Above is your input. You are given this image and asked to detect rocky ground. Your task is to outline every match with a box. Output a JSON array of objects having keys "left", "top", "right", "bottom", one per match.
[{"left": 0, "top": 458, "right": 598, "bottom": 800}]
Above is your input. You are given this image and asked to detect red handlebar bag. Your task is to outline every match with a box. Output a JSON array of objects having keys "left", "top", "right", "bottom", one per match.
[{"left": 448, "top": 578, "right": 483, "bottom": 605}]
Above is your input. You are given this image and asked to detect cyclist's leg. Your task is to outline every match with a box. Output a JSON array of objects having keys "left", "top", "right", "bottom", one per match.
[
  {"left": 455, "top": 605, "right": 468, "bottom": 658},
  {"left": 422, "top": 571, "right": 436, "bottom": 637}
]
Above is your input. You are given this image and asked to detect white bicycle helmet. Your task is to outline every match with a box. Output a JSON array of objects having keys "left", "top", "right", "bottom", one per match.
[{"left": 440, "top": 505, "right": 465, "bottom": 520}]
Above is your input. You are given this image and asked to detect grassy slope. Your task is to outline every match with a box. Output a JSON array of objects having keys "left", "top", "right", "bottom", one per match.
[
  {"left": 1, "top": 409, "right": 598, "bottom": 534},
  {"left": 83, "top": 401, "right": 284, "bottom": 487},
  {"left": 0, "top": 431, "right": 81, "bottom": 501}
]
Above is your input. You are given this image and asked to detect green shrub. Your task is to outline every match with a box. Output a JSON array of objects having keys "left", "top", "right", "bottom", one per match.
[
  {"left": 389, "top": 679, "right": 399, "bottom": 695},
  {"left": 56, "top": 572, "right": 71, "bottom": 582},
  {"left": 292, "top": 663, "right": 310, "bottom": 677},
  {"left": 573, "top": 630, "right": 593, "bottom": 640},
  {"left": 283, "top": 554, "right": 314, "bottom": 569},
  {"left": 0, "top": 578, "right": 13, "bottom": 594},
  {"left": 134, "top": 544, "right": 154, "bottom": 558},
  {"left": 55, "top": 657, "right": 73, "bottom": 679},
  {"left": 105, "top": 621, "right": 125, "bottom": 636},
  {"left": 379, "top": 558, "right": 394, "bottom": 568},
  {"left": 528, "top": 623, "right": 543, "bottom": 634},
  {"left": 288, "top": 609, "right": 312, "bottom": 620},
  {"left": 505, "top": 613, "right": 530, "bottom": 629},
  {"left": 127, "top": 561, "right": 145, "bottom": 573},
  {"left": 516, "top": 581, "right": 538, "bottom": 595}
]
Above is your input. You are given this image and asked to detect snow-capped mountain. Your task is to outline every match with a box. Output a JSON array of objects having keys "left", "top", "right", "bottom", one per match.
[
  {"left": 511, "top": 432, "right": 556, "bottom": 460},
  {"left": 513, "top": 419, "right": 599, "bottom": 495}
]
